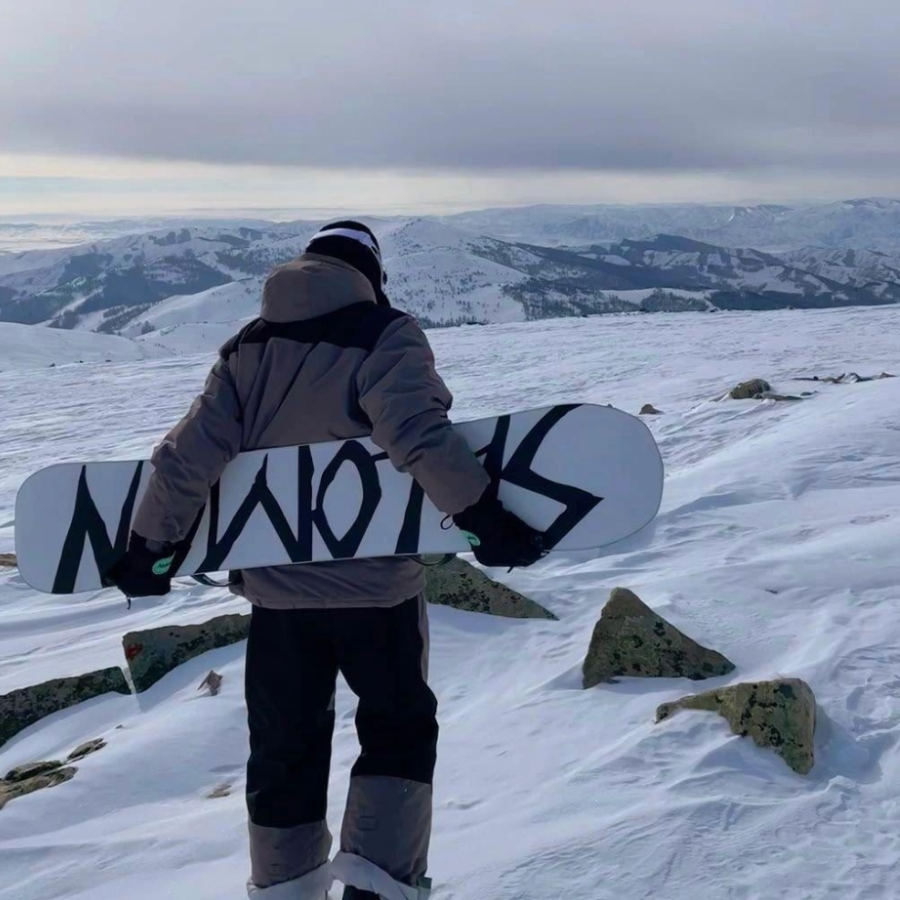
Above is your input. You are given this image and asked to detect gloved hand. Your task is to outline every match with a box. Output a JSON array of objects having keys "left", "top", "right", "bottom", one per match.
[
  {"left": 103, "top": 531, "right": 180, "bottom": 598},
  {"left": 453, "top": 492, "right": 546, "bottom": 569}
]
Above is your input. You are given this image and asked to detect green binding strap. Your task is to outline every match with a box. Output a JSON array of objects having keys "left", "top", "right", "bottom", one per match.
[
  {"left": 151, "top": 555, "right": 176, "bottom": 576},
  {"left": 459, "top": 530, "right": 482, "bottom": 548}
]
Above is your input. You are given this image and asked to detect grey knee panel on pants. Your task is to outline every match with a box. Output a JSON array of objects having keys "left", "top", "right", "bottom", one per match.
[
  {"left": 341, "top": 775, "right": 432, "bottom": 885},
  {"left": 250, "top": 820, "right": 333, "bottom": 889}
]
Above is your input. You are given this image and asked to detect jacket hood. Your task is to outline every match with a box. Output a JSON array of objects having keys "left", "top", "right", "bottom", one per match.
[{"left": 261, "top": 253, "right": 377, "bottom": 323}]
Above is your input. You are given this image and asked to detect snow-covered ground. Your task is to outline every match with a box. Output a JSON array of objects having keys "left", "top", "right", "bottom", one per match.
[
  {"left": 1, "top": 307, "right": 899, "bottom": 899},
  {"left": 0, "top": 321, "right": 165, "bottom": 373}
]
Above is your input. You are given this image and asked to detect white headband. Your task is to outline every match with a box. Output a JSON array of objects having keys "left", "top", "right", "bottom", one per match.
[{"left": 307, "top": 227, "right": 382, "bottom": 260}]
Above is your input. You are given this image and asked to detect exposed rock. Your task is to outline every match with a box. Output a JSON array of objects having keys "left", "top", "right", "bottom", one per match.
[
  {"left": 583, "top": 588, "right": 735, "bottom": 689},
  {"left": 206, "top": 782, "right": 233, "bottom": 799},
  {"left": 0, "top": 668, "right": 131, "bottom": 749},
  {"left": 758, "top": 391, "right": 803, "bottom": 402},
  {"left": 123, "top": 614, "right": 251, "bottom": 693},
  {"left": 728, "top": 378, "right": 771, "bottom": 400},
  {"left": 0, "top": 765, "right": 77, "bottom": 811},
  {"left": 797, "top": 372, "right": 896, "bottom": 385},
  {"left": 67, "top": 739, "right": 106, "bottom": 762},
  {"left": 640, "top": 404, "right": 663, "bottom": 415},
  {"left": 0, "top": 553, "right": 16, "bottom": 568},
  {"left": 6, "top": 760, "right": 64, "bottom": 782},
  {"left": 655, "top": 678, "right": 817, "bottom": 775},
  {"left": 425, "top": 557, "right": 556, "bottom": 619},
  {"left": 198, "top": 670, "right": 223, "bottom": 697}
]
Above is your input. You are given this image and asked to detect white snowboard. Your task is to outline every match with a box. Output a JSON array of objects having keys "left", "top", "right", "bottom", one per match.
[{"left": 15, "top": 404, "right": 664, "bottom": 594}]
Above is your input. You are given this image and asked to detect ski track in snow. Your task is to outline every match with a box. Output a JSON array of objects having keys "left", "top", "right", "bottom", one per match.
[{"left": 1, "top": 306, "right": 899, "bottom": 899}]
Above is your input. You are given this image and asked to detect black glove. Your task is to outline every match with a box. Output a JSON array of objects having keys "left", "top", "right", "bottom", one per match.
[
  {"left": 453, "top": 492, "right": 546, "bottom": 569},
  {"left": 102, "top": 531, "right": 180, "bottom": 598}
]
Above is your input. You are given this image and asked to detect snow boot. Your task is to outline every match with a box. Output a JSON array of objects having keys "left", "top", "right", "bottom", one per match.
[{"left": 342, "top": 888, "right": 381, "bottom": 900}]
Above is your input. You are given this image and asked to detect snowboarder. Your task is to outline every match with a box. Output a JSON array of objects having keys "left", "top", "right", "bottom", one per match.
[{"left": 105, "top": 221, "right": 545, "bottom": 899}]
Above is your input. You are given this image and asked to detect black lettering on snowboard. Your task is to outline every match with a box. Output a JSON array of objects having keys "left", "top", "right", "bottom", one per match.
[
  {"left": 312, "top": 441, "right": 382, "bottom": 558},
  {"left": 476, "top": 405, "right": 602, "bottom": 549},
  {"left": 395, "top": 478, "right": 426, "bottom": 555},
  {"left": 200, "top": 448, "right": 315, "bottom": 571},
  {"left": 53, "top": 462, "right": 144, "bottom": 593},
  {"left": 201, "top": 441, "right": 383, "bottom": 569}
]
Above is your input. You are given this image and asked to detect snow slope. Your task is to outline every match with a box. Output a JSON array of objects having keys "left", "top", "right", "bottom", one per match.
[
  {"left": 0, "top": 321, "right": 165, "bottom": 372},
  {"left": 1, "top": 307, "right": 900, "bottom": 899}
]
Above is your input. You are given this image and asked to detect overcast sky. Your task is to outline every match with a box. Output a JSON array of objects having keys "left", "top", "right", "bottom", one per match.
[{"left": 1, "top": 0, "right": 899, "bottom": 216}]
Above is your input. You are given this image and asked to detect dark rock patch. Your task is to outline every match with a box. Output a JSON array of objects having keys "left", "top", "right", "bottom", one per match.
[
  {"left": 123, "top": 614, "right": 250, "bottom": 693},
  {"left": 67, "top": 739, "right": 106, "bottom": 762},
  {"left": 0, "top": 668, "right": 130, "bottom": 749},
  {"left": 797, "top": 372, "right": 895, "bottom": 384},
  {"left": 583, "top": 588, "right": 735, "bottom": 689},
  {"left": 425, "top": 558, "right": 556, "bottom": 620},
  {"left": 198, "top": 670, "right": 223, "bottom": 697},
  {"left": 0, "top": 763, "right": 76, "bottom": 811},
  {"left": 728, "top": 378, "right": 771, "bottom": 400},
  {"left": 655, "top": 678, "right": 817, "bottom": 775}
]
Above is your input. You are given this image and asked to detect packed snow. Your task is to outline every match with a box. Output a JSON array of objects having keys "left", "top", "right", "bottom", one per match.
[
  {"left": 0, "top": 322, "right": 165, "bottom": 373},
  {"left": 1, "top": 306, "right": 899, "bottom": 899}
]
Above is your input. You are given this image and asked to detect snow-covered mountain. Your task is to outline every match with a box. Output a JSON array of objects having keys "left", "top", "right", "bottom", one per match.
[
  {"left": 565, "top": 235, "right": 900, "bottom": 308},
  {"left": 781, "top": 246, "right": 900, "bottom": 297},
  {"left": 2, "top": 207, "right": 900, "bottom": 345},
  {"left": 446, "top": 198, "right": 900, "bottom": 252}
]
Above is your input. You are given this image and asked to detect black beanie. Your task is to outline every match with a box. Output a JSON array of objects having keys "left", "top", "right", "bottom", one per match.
[{"left": 305, "top": 220, "right": 390, "bottom": 307}]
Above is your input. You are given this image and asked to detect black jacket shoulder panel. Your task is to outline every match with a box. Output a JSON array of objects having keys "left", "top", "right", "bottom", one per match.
[{"left": 232, "top": 304, "right": 410, "bottom": 353}]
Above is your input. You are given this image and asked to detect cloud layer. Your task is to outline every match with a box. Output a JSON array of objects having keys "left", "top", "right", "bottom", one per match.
[{"left": 1, "top": 0, "right": 899, "bottom": 177}]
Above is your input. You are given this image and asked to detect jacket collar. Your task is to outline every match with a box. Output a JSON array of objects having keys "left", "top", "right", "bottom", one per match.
[{"left": 260, "top": 253, "right": 377, "bottom": 323}]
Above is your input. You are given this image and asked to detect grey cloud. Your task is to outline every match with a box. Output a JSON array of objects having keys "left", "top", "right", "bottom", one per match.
[{"left": 1, "top": 0, "right": 899, "bottom": 174}]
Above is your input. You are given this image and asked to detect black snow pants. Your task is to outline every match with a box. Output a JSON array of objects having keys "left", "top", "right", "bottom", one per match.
[{"left": 245, "top": 595, "right": 438, "bottom": 893}]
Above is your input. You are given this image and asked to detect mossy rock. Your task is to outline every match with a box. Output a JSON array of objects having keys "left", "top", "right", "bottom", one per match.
[
  {"left": 123, "top": 613, "right": 251, "bottom": 693},
  {"left": 0, "top": 669, "right": 130, "bottom": 749},
  {"left": 583, "top": 588, "right": 735, "bottom": 688},
  {"left": 67, "top": 739, "right": 106, "bottom": 762},
  {"left": 5, "top": 760, "right": 64, "bottom": 783},
  {"left": 729, "top": 379, "right": 771, "bottom": 400},
  {"left": 656, "top": 678, "right": 817, "bottom": 775},
  {"left": 0, "top": 765, "right": 76, "bottom": 811},
  {"left": 425, "top": 558, "right": 556, "bottom": 620}
]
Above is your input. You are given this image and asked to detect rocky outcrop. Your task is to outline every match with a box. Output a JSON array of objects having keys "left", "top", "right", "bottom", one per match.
[
  {"left": 757, "top": 391, "right": 804, "bottom": 402},
  {"left": 798, "top": 372, "right": 895, "bottom": 384},
  {"left": 640, "top": 404, "right": 663, "bottom": 415},
  {"left": 655, "top": 678, "right": 817, "bottom": 775},
  {"left": 198, "top": 671, "right": 223, "bottom": 697},
  {"left": 0, "top": 760, "right": 76, "bottom": 811},
  {"left": 0, "top": 553, "right": 16, "bottom": 568},
  {"left": 425, "top": 558, "right": 556, "bottom": 619},
  {"left": 205, "top": 782, "right": 233, "bottom": 799},
  {"left": 0, "top": 668, "right": 130, "bottom": 749},
  {"left": 725, "top": 379, "right": 806, "bottom": 402},
  {"left": 67, "top": 739, "right": 106, "bottom": 762},
  {"left": 6, "top": 760, "right": 63, "bottom": 782},
  {"left": 583, "top": 588, "right": 735, "bottom": 689},
  {"left": 728, "top": 378, "right": 771, "bottom": 399},
  {"left": 123, "top": 614, "right": 251, "bottom": 693}
]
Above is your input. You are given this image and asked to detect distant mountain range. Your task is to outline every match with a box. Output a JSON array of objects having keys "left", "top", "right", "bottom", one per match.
[
  {"left": 444, "top": 197, "right": 900, "bottom": 252},
  {"left": 1, "top": 200, "right": 899, "bottom": 342}
]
